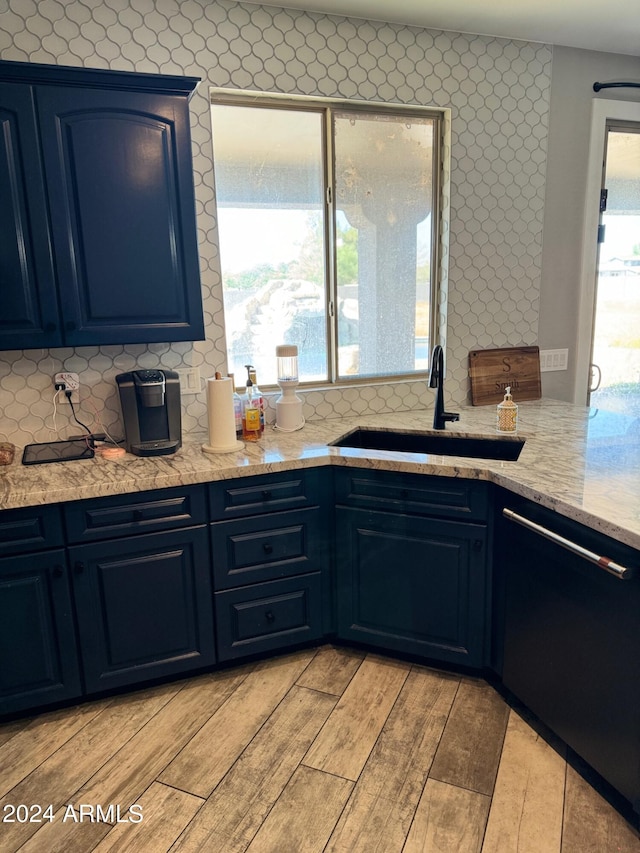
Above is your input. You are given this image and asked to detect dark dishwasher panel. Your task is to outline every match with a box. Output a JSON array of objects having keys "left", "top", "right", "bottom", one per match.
[{"left": 498, "top": 496, "right": 640, "bottom": 813}]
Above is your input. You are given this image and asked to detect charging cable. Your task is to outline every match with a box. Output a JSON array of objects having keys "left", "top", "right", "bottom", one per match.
[
  {"left": 65, "top": 390, "right": 93, "bottom": 438},
  {"left": 49, "top": 388, "right": 62, "bottom": 437}
]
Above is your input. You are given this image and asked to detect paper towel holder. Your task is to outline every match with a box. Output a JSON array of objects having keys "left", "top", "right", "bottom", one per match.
[{"left": 202, "top": 373, "right": 245, "bottom": 454}]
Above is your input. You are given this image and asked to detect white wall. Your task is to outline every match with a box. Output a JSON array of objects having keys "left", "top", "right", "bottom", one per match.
[
  {"left": 3, "top": 2, "right": 628, "bottom": 443},
  {"left": 539, "top": 45, "right": 640, "bottom": 403},
  {"left": 0, "top": 0, "right": 552, "bottom": 445}
]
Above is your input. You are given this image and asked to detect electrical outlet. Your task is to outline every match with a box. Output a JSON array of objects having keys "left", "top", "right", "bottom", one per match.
[
  {"left": 539, "top": 349, "right": 569, "bottom": 372},
  {"left": 54, "top": 372, "right": 80, "bottom": 401}
]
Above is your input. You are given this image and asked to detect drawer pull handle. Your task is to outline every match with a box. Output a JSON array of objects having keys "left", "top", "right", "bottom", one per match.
[
  {"left": 263, "top": 543, "right": 273, "bottom": 554},
  {"left": 74, "top": 561, "right": 85, "bottom": 574},
  {"left": 265, "top": 610, "right": 275, "bottom": 622},
  {"left": 52, "top": 565, "right": 64, "bottom": 578},
  {"left": 503, "top": 508, "right": 632, "bottom": 580},
  {"left": 262, "top": 490, "right": 272, "bottom": 501},
  {"left": 133, "top": 509, "right": 144, "bottom": 521}
]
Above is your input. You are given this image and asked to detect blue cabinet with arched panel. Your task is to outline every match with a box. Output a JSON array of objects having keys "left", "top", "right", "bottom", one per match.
[{"left": 0, "top": 60, "right": 205, "bottom": 350}]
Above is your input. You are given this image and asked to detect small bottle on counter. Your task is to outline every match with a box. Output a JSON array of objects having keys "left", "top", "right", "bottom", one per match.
[
  {"left": 497, "top": 386, "right": 518, "bottom": 433},
  {"left": 242, "top": 370, "right": 262, "bottom": 441},
  {"left": 229, "top": 373, "right": 243, "bottom": 439},
  {"left": 247, "top": 365, "right": 265, "bottom": 433}
]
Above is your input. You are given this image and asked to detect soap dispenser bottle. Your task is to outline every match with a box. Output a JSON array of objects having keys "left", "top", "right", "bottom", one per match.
[
  {"left": 497, "top": 386, "right": 518, "bottom": 433},
  {"left": 242, "top": 366, "right": 262, "bottom": 441},
  {"left": 248, "top": 366, "right": 265, "bottom": 432}
]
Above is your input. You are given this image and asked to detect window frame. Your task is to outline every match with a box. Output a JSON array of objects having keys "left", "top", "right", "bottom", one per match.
[{"left": 210, "top": 88, "right": 447, "bottom": 389}]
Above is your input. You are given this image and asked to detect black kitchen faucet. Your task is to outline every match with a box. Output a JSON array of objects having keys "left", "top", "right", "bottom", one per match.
[{"left": 429, "top": 344, "right": 460, "bottom": 430}]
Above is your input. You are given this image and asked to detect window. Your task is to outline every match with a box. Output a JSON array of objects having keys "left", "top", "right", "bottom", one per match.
[{"left": 210, "top": 94, "right": 443, "bottom": 386}]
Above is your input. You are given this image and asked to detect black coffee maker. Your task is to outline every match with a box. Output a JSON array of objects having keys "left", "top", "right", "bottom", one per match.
[{"left": 116, "top": 369, "right": 181, "bottom": 456}]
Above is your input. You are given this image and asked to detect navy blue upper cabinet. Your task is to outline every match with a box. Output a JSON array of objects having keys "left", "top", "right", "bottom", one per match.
[
  {"left": 0, "top": 83, "right": 61, "bottom": 349},
  {"left": 0, "top": 60, "right": 205, "bottom": 349}
]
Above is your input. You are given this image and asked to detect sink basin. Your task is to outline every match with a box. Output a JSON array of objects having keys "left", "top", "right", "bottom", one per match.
[{"left": 331, "top": 428, "right": 525, "bottom": 460}]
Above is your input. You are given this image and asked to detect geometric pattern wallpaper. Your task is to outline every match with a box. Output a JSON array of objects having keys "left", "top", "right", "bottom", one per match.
[{"left": 0, "top": 0, "right": 551, "bottom": 446}]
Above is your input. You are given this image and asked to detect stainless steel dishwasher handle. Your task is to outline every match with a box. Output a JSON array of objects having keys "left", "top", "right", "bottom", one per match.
[{"left": 502, "top": 508, "right": 633, "bottom": 580}]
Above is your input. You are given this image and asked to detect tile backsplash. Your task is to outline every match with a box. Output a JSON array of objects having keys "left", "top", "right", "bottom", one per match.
[{"left": 0, "top": 0, "right": 550, "bottom": 447}]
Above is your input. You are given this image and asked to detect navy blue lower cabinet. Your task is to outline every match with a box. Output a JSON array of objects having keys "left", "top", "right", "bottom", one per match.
[
  {"left": 209, "top": 469, "right": 333, "bottom": 658},
  {"left": 336, "top": 507, "right": 488, "bottom": 668},
  {"left": 215, "top": 573, "right": 323, "bottom": 662},
  {"left": 69, "top": 526, "right": 215, "bottom": 693},
  {"left": 0, "top": 550, "right": 81, "bottom": 716}
]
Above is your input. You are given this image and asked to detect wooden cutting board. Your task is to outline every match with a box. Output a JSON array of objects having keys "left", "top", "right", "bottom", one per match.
[{"left": 469, "top": 346, "right": 541, "bottom": 406}]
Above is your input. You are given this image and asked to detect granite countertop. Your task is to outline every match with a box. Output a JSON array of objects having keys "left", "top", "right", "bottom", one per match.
[{"left": 1, "top": 398, "right": 639, "bottom": 549}]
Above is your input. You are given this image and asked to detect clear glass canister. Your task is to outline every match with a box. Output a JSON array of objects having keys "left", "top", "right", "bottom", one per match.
[{"left": 276, "top": 345, "right": 299, "bottom": 383}]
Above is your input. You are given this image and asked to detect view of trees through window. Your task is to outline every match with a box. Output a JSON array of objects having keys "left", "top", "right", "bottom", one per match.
[{"left": 211, "top": 97, "right": 441, "bottom": 386}]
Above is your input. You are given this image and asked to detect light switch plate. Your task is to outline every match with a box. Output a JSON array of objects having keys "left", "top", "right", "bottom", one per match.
[
  {"left": 177, "top": 367, "right": 201, "bottom": 394},
  {"left": 540, "top": 349, "right": 568, "bottom": 372}
]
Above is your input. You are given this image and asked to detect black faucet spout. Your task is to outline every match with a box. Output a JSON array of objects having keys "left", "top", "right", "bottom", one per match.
[{"left": 428, "top": 345, "right": 460, "bottom": 430}]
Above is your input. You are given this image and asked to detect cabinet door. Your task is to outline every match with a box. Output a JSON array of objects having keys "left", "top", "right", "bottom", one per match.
[
  {"left": 336, "top": 508, "right": 487, "bottom": 667},
  {"left": 0, "top": 551, "right": 81, "bottom": 716},
  {"left": 36, "top": 85, "right": 204, "bottom": 346},
  {"left": 70, "top": 527, "right": 215, "bottom": 693},
  {"left": 0, "top": 83, "right": 61, "bottom": 349}
]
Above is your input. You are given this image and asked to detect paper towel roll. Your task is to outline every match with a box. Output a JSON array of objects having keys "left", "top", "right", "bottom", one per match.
[{"left": 202, "top": 376, "right": 244, "bottom": 454}]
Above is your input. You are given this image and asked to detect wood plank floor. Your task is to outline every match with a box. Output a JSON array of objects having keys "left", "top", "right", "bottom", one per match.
[{"left": 1, "top": 645, "right": 639, "bottom": 853}]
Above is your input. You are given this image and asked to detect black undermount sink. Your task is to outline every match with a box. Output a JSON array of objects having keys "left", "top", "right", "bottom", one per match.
[{"left": 331, "top": 428, "right": 525, "bottom": 461}]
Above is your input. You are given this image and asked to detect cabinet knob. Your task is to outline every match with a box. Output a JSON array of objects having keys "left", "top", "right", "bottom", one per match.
[
  {"left": 473, "top": 539, "right": 483, "bottom": 551},
  {"left": 262, "top": 490, "right": 272, "bottom": 501},
  {"left": 263, "top": 543, "right": 273, "bottom": 554},
  {"left": 133, "top": 509, "right": 144, "bottom": 521},
  {"left": 265, "top": 610, "right": 275, "bottom": 622},
  {"left": 52, "top": 565, "right": 64, "bottom": 578},
  {"left": 74, "top": 560, "right": 85, "bottom": 574}
]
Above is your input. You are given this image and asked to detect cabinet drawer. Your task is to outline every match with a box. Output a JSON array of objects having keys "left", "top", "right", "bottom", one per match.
[
  {"left": 215, "top": 573, "right": 323, "bottom": 662},
  {"left": 334, "top": 468, "right": 488, "bottom": 521},
  {"left": 0, "top": 505, "right": 64, "bottom": 556},
  {"left": 209, "top": 468, "right": 325, "bottom": 520},
  {"left": 211, "top": 508, "right": 325, "bottom": 590},
  {"left": 64, "top": 485, "right": 207, "bottom": 543}
]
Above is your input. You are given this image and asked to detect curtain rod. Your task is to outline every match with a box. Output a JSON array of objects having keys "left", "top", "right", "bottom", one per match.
[{"left": 593, "top": 81, "right": 640, "bottom": 92}]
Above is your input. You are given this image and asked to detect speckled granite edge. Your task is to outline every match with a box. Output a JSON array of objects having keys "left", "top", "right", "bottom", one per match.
[{"left": 1, "top": 399, "right": 639, "bottom": 550}]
